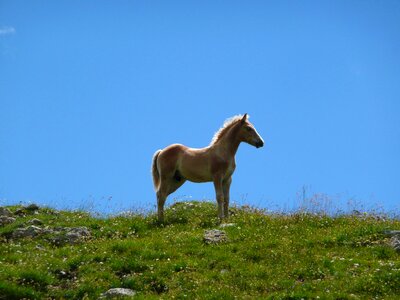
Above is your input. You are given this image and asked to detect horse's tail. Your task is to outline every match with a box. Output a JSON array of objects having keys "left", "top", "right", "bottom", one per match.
[{"left": 151, "top": 150, "right": 162, "bottom": 191}]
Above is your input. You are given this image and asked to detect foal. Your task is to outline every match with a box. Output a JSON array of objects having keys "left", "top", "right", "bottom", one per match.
[{"left": 151, "top": 114, "right": 264, "bottom": 222}]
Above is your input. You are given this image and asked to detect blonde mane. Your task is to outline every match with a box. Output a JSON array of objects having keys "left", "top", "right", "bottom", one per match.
[{"left": 210, "top": 114, "right": 247, "bottom": 145}]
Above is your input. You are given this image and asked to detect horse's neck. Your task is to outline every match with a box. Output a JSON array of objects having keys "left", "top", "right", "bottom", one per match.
[{"left": 212, "top": 126, "right": 241, "bottom": 157}]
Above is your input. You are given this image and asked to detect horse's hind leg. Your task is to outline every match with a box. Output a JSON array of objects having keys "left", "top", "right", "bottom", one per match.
[
  {"left": 156, "top": 177, "right": 171, "bottom": 223},
  {"left": 157, "top": 188, "right": 167, "bottom": 223},
  {"left": 157, "top": 175, "right": 186, "bottom": 223}
]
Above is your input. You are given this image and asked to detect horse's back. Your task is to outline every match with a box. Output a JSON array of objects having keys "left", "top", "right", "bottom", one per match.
[
  {"left": 160, "top": 143, "right": 187, "bottom": 157},
  {"left": 157, "top": 144, "right": 186, "bottom": 174},
  {"left": 158, "top": 144, "right": 213, "bottom": 182}
]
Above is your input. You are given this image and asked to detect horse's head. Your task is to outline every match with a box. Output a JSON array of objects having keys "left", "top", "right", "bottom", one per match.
[{"left": 238, "top": 113, "right": 264, "bottom": 148}]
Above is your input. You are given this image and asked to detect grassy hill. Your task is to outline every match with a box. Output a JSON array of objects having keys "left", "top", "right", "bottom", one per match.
[{"left": 0, "top": 201, "right": 399, "bottom": 299}]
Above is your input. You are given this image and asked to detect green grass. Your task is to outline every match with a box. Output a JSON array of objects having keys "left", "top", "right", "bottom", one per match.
[{"left": 0, "top": 201, "right": 399, "bottom": 299}]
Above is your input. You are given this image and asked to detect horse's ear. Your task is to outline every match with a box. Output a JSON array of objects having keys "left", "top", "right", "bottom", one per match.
[{"left": 241, "top": 113, "right": 248, "bottom": 124}]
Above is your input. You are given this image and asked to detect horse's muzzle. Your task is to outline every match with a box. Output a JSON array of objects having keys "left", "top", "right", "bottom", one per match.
[{"left": 255, "top": 141, "right": 264, "bottom": 148}]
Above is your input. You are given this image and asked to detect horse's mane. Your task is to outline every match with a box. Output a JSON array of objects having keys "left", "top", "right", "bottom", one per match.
[{"left": 210, "top": 114, "right": 247, "bottom": 146}]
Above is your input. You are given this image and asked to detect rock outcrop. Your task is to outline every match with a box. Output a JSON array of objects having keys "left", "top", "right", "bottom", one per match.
[
  {"left": 0, "top": 207, "right": 13, "bottom": 217},
  {"left": 48, "top": 227, "right": 92, "bottom": 246},
  {"left": 0, "top": 216, "right": 16, "bottom": 226},
  {"left": 12, "top": 225, "right": 45, "bottom": 238}
]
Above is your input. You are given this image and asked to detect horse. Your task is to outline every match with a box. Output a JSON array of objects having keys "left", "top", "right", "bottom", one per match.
[{"left": 151, "top": 113, "right": 264, "bottom": 222}]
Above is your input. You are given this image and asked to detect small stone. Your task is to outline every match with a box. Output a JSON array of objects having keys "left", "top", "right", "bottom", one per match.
[
  {"left": 0, "top": 216, "right": 16, "bottom": 226},
  {"left": 99, "top": 288, "right": 136, "bottom": 299},
  {"left": 28, "top": 218, "right": 43, "bottom": 226},
  {"left": 0, "top": 207, "right": 13, "bottom": 217},
  {"left": 58, "top": 270, "right": 69, "bottom": 279},
  {"left": 203, "top": 229, "right": 228, "bottom": 244},
  {"left": 35, "top": 244, "right": 46, "bottom": 251}
]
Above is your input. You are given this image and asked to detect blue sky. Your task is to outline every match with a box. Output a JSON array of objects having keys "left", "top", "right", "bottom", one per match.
[{"left": 1, "top": 1, "right": 399, "bottom": 214}]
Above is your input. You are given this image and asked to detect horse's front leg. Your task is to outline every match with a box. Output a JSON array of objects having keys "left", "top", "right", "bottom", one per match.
[
  {"left": 213, "top": 177, "right": 225, "bottom": 219},
  {"left": 222, "top": 177, "right": 232, "bottom": 218}
]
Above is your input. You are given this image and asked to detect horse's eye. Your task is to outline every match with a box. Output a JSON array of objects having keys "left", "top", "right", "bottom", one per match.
[{"left": 246, "top": 127, "right": 252, "bottom": 132}]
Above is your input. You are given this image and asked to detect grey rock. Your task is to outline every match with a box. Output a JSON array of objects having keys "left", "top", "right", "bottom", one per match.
[
  {"left": 48, "top": 226, "right": 91, "bottom": 246},
  {"left": 0, "top": 216, "right": 16, "bottom": 226},
  {"left": 203, "top": 229, "right": 228, "bottom": 244},
  {"left": 25, "top": 204, "right": 40, "bottom": 212},
  {"left": 65, "top": 227, "right": 91, "bottom": 244},
  {"left": 9, "top": 222, "right": 91, "bottom": 245},
  {"left": 0, "top": 207, "right": 13, "bottom": 217},
  {"left": 28, "top": 218, "right": 43, "bottom": 226},
  {"left": 391, "top": 236, "right": 400, "bottom": 252},
  {"left": 383, "top": 230, "right": 400, "bottom": 252},
  {"left": 12, "top": 225, "right": 43, "bottom": 238},
  {"left": 14, "top": 208, "right": 25, "bottom": 216},
  {"left": 67, "top": 226, "right": 91, "bottom": 237},
  {"left": 383, "top": 230, "right": 400, "bottom": 237},
  {"left": 99, "top": 288, "right": 136, "bottom": 299},
  {"left": 35, "top": 244, "right": 46, "bottom": 251},
  {"left": 64, "top": 233, "right": 85, "bottom": 245}
]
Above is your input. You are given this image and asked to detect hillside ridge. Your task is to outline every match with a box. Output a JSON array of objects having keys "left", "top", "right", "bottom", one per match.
[{"left": 1, "top": 201, "right": 399, "bottom": 299}]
